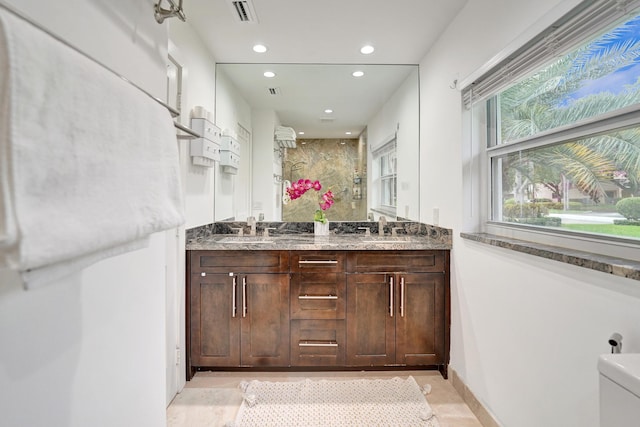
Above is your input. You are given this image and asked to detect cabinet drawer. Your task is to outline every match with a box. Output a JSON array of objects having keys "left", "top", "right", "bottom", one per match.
[
  {"left": 346, "top": 250, "right": 444, "bottom": 273},
  {"left": 291, "top": 251, "right": 345, "bottom": 273},
  {"left": 190, "top": 250, "right": 289, "bottom": 274},
  {"left": 291, "top": 319, "right": 345, "bottom": 366},
  {"left": 290, "top": 272, "right": 346, "bottom": 319}
]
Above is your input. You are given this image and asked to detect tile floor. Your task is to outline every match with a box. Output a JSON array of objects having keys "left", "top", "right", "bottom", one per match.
[{"left": 167, "top": 370, "right": 483, "bottom": 427}]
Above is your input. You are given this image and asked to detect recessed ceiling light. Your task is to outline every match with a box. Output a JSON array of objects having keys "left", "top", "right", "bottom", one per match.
[
  {"left": 263, "top": 71, "right": 276, "bottom": 78},
  {"left": 324, "top": 109, "right": 333, "bottom": 114},
  {"left": 345, "top": 131, "right": 352, "bottom": 135},
  {"left": 360, "top": 45, "right": 375, "bottom": 55},
  {"left": 298, "top": 131, "right": 305, "bottom": 135},
  {"left": 253, "top": 44, "right": 267, "bottom": 53},
  {"left": 352, "top": 71, "right": 364, "bottom": 77}
]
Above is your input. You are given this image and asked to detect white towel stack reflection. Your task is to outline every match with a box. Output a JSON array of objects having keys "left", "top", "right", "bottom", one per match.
[
  {"left": 0, "top": 10, "right": 184, "bottom": 289},
  {"left": 274, "top": 126, "right": 296, "bottom": 140},
  {"left": 275, "top": 126, "right": 297, "bottom": 148}
]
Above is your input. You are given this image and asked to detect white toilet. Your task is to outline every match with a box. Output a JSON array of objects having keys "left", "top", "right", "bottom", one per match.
[{"left": 598, "top": 353, "right": 640, "bottom": 427}]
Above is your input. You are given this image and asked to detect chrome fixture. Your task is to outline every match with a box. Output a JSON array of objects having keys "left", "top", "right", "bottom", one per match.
[
  {"left": 154, "top": 0, "right": 186, "bottom": 24},
  {"left": 609, "top": 333, "right": 623, "bottom": 354},
  {"left": 246, "top": 217, "right": 257, "bottom": 236},
  {"left": 378, "top": 216, "right": 387, "bottom": 236}
]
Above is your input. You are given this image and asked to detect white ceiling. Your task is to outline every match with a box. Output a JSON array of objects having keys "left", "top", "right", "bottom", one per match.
[{"left": 184, "top": 0, "right": 468, "bottom": 138}]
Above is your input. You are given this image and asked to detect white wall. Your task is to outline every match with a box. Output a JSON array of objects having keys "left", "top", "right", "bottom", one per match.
[
  {"left": 367, "top": 68, "right": 420, "bottom": 220},
  {"left": 419, "top": 0, "right": 640, "bottom": 426},
  {"left": 0, "top": 1, "right": 170, "bottom": 426},
  {"left": 168, "top": 20, "right": 217, "bottom": 228},
  {"left": 252, "top": 109, "right": 281, "bottom": 220},
  {"left": 214, "top": 69, "right": 252, "bottom": 220}
]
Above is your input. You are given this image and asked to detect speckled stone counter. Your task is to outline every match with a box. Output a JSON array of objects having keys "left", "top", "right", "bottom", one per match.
[
  {"left": 186, "top": 221, "right": 452, "bottom": 251},
  {"left": 461, "top": 232, "right": 640, "bottom": 282}
]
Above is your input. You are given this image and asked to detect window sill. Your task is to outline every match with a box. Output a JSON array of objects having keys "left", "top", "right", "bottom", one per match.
[{"left": 460, "top": 232, "right": 640, "bottom": 282}]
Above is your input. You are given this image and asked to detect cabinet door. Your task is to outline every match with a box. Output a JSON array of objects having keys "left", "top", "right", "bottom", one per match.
[
  {"left": 240, "top": 273, "right": 290, "bottom": 366},
  {"left": 346, "top": 273, "right": 396, "bottom": 366},
  {"left": 189, "top": 273, "right": 240, "bottom": 367},
  {"left": 395, "top": 273, "right": 445, "bottom": 365}
]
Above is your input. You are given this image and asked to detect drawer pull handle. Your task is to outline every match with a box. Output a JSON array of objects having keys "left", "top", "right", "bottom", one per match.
[
  {"left": 232, "top": 276, "right": 237, "bottom": 318},
  {"left": 242, "top": 276, "right": 247, "bottom": 318},
  {"left": 298, "top": 260, "right": 338, "bottom": 265},
  {"left": 298, "top": 295, "right": 338, "bottom": 300},
  {"left": 299, "top": 341, "right": 338, "bottom": 347},
  {"left": 400, "top": 276, "right": 405, "bottom": 318},
  {"left": 389, "top": 276, "right": 394, "bottom": 317}
]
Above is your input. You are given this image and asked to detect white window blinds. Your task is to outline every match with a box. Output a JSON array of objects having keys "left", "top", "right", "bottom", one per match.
[{"left": 461, "top": 0, "right": 640, "bottom": 108}]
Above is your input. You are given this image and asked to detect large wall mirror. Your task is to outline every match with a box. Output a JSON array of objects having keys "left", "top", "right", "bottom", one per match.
[{"left": 215, "top": 63, "right": 419, "bottom": 222}]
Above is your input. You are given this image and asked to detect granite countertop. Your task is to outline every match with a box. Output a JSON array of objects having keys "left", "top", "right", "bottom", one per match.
[
  {"left": 186, "top": 233, "right": 452, "bottom": 251},
  {"left": 461, "top": 232, "right": 640, "bottom": 282},
  {"left": 186, "top": 221, "right": 452, "bottom": 251}
]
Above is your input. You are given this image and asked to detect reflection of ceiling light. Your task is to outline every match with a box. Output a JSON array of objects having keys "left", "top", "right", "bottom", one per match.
[
  {"left": 263, "top": 71, "right": 276, "bottom": 78},
  {"left": 340, "top": 140, "right": 346, "bottom": 145},
  {"left": 253, "top": 44, "right": 267, "bottom": 53},
  {"left": 360, "top": 45, "right": 375, "bottom": 54},
  {"left": 352, "top": 71, "right": 364, "bottom": 77},
  {"left": 324, "top": 109, "right": 333, "bottom": 114}
]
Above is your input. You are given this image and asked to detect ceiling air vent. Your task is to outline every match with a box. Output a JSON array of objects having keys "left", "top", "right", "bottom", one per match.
[
  {"left": 268, "top": 87, "right": 281, "bottom": 96},
  {"left": 227, "top": 0, "right": 258, "bottom": 23},
  {"left": 319, "top": 117, "right": 335, "bottom": 123}
]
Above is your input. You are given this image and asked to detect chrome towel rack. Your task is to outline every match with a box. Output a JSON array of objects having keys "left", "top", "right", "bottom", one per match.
[{"left": 0, "top": 1, "right": 200, "bottom": 139}]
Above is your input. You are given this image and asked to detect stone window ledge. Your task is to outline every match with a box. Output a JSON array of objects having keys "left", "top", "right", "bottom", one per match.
[{"left": 460, "top": 232, "right": 640, "bottom": 282}]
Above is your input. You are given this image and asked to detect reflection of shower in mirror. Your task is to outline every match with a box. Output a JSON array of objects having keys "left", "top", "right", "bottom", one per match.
[{"left": 283, "top": 160, "right": 307, "bottom": 182}]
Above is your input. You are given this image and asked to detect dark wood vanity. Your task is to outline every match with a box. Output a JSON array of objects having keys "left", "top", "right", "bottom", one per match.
[{"left": 186, "top": 244, "right": 450, "bottom": 379}]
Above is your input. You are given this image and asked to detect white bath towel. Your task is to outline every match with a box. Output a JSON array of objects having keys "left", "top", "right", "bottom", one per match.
[{"left": 0, "top": 10, "right": 184, "bottom": 289}]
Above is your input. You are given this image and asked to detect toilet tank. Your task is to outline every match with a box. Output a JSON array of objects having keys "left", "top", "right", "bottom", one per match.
[{"left": 598, "top": 354, "right": 640, "bottom": 427}]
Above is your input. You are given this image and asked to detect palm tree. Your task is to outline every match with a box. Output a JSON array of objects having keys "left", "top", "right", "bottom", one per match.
[{"left": 497, "top": 16, "right": 640, "bottom": 204}]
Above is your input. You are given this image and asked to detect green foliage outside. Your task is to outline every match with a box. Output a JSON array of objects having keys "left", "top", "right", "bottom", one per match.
[
  {"left": 502, "top": 201, "right": 562, "bottom": 226},
  {"left": 616, "top": 197, "right": 640, "bottom": 220},
  {"left": 561, "top": 223, "right": 640, "bottom": 238},
  {"left": 499, "top": 16, "right": 640, "bottom": 205}
]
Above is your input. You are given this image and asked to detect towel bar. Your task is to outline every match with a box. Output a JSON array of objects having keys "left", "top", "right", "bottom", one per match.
[{"left": 0, "top": 1, "right": 200, "bottom": 140}]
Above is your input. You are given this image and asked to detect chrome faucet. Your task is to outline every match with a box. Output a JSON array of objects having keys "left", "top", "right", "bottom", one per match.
[
  {"left": 358, "top": 227, "right": 371, "bottom": 237},
  {"left": 247, "top": 216, "right": 257, "bottom": 236},
  {"left": 378, "top": 215, "right": 387, "bottom": 236}
]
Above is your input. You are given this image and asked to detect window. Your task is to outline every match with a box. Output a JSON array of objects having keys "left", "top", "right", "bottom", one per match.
[
  {"left": 372, "top": 137, "right": 397, "bottom": 215},
  {"left": 465, "top": 0, "right": 640, "bottom": 249}
]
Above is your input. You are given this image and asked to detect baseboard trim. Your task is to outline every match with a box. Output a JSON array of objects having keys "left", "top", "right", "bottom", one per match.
[{"left": 449, "top": 366, "right": 501, "bottom": 427}]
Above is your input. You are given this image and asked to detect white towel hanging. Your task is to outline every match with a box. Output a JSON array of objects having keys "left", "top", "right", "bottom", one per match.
[{"left": 0, "top": 9, "right": 185, "bottom": 289}]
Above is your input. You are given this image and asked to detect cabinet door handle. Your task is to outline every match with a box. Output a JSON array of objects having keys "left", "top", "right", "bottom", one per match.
[
  {"left": 298, "top": 260, "right": 338, "bottom": 265},
  {"left": 232, "top": 276, "right": 237, "bottom": 318},
  {"left": 400, "top": 276, "right": 405, "bottom": 318},
  {"left": 242, "top": 276, "right": 247, "bottom": 318},
  {"left": 298, "top": 295, "right": 338, "bottom": 300},
  {"left": 389, "top": 276, "right": 394, "bottom": 317},
  {"left": 298, "top": 341, "right": 338, "bottom": 347}
]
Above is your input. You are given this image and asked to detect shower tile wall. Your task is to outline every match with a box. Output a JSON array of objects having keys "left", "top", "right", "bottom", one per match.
[{"left": 282, "top": 138, "right": 366, "bottom": 221}]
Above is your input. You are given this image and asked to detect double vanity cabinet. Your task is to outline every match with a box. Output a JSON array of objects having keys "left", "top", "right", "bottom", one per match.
[{"left": 186, "top": 237, "right": 451, "bottom": 379}]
